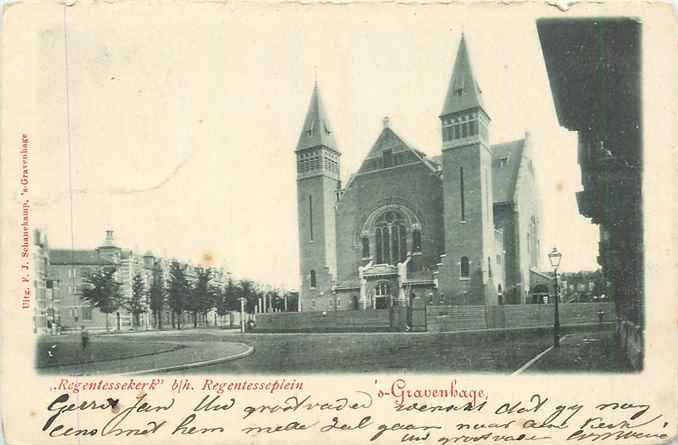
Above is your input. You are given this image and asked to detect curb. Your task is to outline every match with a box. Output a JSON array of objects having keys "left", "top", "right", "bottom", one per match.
[
  {"left": 121, "top": 344, "right": 254, "bottom": 376},
  {"left": 511, "top": 335, "right": 570, "bottom": 375}
]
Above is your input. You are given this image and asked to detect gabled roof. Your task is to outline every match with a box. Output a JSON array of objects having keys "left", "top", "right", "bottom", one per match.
[
  {"left": 364, "top": 126, "right": 408, "bottom": 159},
  {"left": 341, "top": 124, "right": 438, "bottom": 196},
  {"left": 295, "top": 83, "right": 339, "bottom": 152},
  {"left": 492, "top": 138, "right": 526, "bottom": 204},
  {"left": 49, "top": 249, "right": 115, "bottom": 266},
  {"left": 441, "top": 34, "right": 488, "bottom": 117},
  {"left": 357, "top": 125, "right": 437, "bottom": 175}
]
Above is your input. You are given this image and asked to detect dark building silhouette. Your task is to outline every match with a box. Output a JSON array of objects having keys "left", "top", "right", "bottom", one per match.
[{"left": 537, "top": 18, "right": 643, "bottom": 369}]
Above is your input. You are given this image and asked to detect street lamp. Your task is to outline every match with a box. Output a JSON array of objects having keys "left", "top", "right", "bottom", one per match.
[
  {"left": 548, "top": 247, "right": 563, "bottom": 347},
  {"left": 331, "top": 280, "right": 337, "bottom": 312}
]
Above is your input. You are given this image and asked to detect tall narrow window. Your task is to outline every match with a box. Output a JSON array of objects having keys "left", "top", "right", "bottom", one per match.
[
  {"left": 374, "top": 211, "right": 408, "bottom": 265},
  {"left": 376, "top": 229, "right": 383, "bottom": 264},
  {"left": 361, "top": 237, "right": 370, "bottom": 258},
  {"left": 460, "top": 257, "right": 470, "bottom": 279},
  {"left": 383, "top": 226, "right": 391, "bottom": 264},
  {"left": 308, "top": 195, "right": 314, "bottom": 241},
  {"left": 460, "top": 167, "right": 466, "bottom": 221},
  {"left": 485, "top": 169, "right": 491, "bottom": 217},
  {"left": 412, "top": 230, "right": 422, "bottom": 252},
  {"left": 310, "top": 270, "right": 317, "bottom": 288},
  {"left": 398, "top": 225, "right": 407, "bottom": 262},
  {"left": 487, "top": 256, "right": 492, "bottom": 278},
  {"left": 391, "top": 225, "right": 399, "bottom": 264}
]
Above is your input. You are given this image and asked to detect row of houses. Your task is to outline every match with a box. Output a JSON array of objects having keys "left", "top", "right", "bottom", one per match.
[{"left": 31, "top": 229, "right": 229, "bottom": 334}]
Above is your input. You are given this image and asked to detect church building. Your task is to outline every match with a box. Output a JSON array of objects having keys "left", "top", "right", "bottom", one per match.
[{"left": 295, "top": 35, "right": 543, "bottom": 312}]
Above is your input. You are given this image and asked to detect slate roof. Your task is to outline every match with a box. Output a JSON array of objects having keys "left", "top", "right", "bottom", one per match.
[
  {"left": 295, "top": 83, "right": 339, "bottom": 152},
  {"left": 441, "top": 35, "right": 488, "bottom": 117},
  {"left": 429, "top": 138, "right": 525, "bottom": 204},
  {"left": 491, "top": 138, "right": 526, "bottom": 204},
  {"left": 49, "top": 249, "right": 114, "bottom": 266}
]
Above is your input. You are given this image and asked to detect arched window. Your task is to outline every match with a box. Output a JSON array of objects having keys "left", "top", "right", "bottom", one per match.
[
  {"left": 412, "top": 230, "right": 422, "bottom": 252},
  {"left": 361, "top": 236, "right": 370, "bottom": 258},
  {"left": 460, "top": 257, "right": 470, "bottom": 279},
  {"left": 374, "top": 211, "right": 407, "bottom": 265},
  {"left": 310, "top": 270, "right": 317, "bottom": 289}
]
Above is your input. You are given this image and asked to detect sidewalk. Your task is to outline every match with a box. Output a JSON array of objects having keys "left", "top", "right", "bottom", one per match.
[
  {"left": 524, "top": 328, "right": 632, "bottom": 373},
  {"left": 42, "top": 340, "right": 253, "bottom": 376}
]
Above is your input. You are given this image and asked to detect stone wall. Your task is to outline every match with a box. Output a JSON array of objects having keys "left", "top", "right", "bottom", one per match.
[
  {"left": 254, "top": 309, "right": 391, "bottom": 332},
  {"left": 253, "top": 302, "right": 614, "bottom": 333},
  {"left": 427, "top": 302, "right": 614, "bottom": 332}
]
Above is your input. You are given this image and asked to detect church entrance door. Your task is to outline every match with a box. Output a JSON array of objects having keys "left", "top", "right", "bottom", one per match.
[{"left": 374, "top": 281, "right": 392, "bottom": 309}]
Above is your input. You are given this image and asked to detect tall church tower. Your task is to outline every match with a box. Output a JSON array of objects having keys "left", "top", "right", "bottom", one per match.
[
  {"left": 295, "top": 83, "right": 341, "bottom": 309},
  {"left": 438, "top": 35, "right": 498, "bottom": 305}
]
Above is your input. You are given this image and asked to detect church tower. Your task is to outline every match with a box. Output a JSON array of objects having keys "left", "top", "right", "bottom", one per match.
[
  {"left": 438, "top": 35, "right": 498, "bottom": 305},
  {"left": 295, "top": 83, "right": 341, "bottom": 310}
]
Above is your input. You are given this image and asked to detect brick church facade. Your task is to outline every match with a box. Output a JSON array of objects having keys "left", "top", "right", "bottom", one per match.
[{"left": 296, "top": 35, "right": 543, "bottom": 312}]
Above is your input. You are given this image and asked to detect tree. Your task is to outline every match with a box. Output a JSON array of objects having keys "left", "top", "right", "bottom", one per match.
[
  {"left": 81, "top": 268, "right": 122, "bottom": 331},
  {"left": 214, "top": 278, "right": 241, "bottom": 327},
  {"left": 149, "top": 275, "right": 166, "bottom": 329},
  {"left": 190, "top": 268, "right": 214, "bottom": 328},
  {"left": 126, "top": 273, "right": 147, "bottom": 329},
  {"left": 167, "top": 261, "right": 190, "bottom": 329},
  {"left": 238, "top": 279, "right": 257, "bottom": 314},
  {"left": 216, "top": 279, "right": 231, "bottom": 317}
]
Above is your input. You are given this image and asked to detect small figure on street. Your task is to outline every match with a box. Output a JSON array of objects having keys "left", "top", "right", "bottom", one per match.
[
  {"left": 80, "top": 325, "right": 90, "bottom": 362},
  {"left": 247, "top": 319, "right": 256, "bottom": 331},
  {"left": 80, "top": 326, "right": 90, "bottom": 349}
]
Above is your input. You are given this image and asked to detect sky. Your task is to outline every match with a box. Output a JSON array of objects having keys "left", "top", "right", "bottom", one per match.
[{"left": 33, "top": 3, "right": 600, "bottom": 289}]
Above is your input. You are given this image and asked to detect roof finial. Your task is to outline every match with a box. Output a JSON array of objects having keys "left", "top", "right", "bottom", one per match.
[
  {"left": 383, "top": 116, "right": 390, "bottom": 128},
  {"left": 313, "top": 65, "right": 318, "bottom": 87}
]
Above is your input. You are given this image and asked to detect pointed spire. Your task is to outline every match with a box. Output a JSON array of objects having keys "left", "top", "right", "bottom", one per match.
[
  {"left": 441, "top": 34, "right": 487, "bottom": 117},
  {"left": 296, "top": 83, "right": 339, "bottom": 152}
]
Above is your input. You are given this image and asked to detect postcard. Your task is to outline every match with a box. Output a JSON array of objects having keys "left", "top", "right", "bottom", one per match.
[{"left": 1, "top": 1, "right": 676, "bottom": 444}]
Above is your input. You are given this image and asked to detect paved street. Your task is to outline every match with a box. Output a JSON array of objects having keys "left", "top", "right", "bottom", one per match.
[
  {"left": 37, "top": 326, "right": 623, "bottom": 375},
  {"left": 123, "top": 329, "right": 557, "bottom": 374}
]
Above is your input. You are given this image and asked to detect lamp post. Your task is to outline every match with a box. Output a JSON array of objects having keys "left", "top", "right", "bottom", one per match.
[
  {"left": 548, "top": 247, "right": 563, "bottom": 347},
  {"left": 331, "top": 280, "right": 337, "bottom": 312},
  {"left": 239, "top": 297, "right": 246, "bottom": 333}
]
